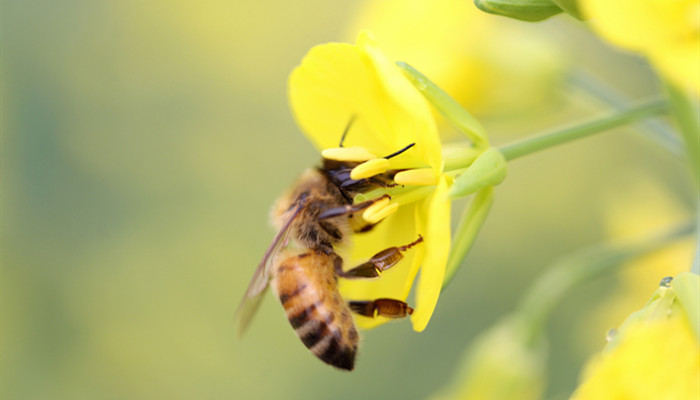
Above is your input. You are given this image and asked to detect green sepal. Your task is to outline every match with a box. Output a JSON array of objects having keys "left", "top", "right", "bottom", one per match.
[
  {"left": 443, "top": 144, "right": 482, "bottom": 171},
  {"left": 442, "top": 187, "right": 494, "bottom": 289},
  {"left": 450, "top": 147, "right": 507, "bottom": 198},
  {"left": 397, "top": 61, "right": 489, "bottom": 148},
  {"left": 549, "top": 0, "right": 584, "bottom": 19},
  {"left": 672, "top": 272, "right": 700, "bottom": 340},
  {"left": 474, "top": 0, "right": 563, "bottom": 22}
]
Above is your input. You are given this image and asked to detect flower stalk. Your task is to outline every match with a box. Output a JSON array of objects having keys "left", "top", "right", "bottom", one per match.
[
  {"left": 499, "top": 98, "right": 669, "bottom": 161},
  {"left": 398, "top": 62, "right": 679, "bottom": 294}
]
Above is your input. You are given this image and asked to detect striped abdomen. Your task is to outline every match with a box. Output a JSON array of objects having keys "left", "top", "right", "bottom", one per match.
[{"left": 272, "top": 250, "right": 359, "bottom": 371}]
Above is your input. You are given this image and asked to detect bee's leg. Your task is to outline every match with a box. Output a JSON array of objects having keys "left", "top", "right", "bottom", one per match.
[
  {"left": 348, "top": 298, "right": 413, "bottom": 318},
  {"left": 335, "top": 235, "right": 423, "bottom": 279},
  {"left": 317, "top": 194, "right": 390, "bottom": 220},
  {"left": 353, "top": 221, "right": 381, "bottom": 234}
]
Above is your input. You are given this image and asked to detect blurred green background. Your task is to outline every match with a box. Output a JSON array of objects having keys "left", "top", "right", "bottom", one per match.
[{"left": 3, "top": 1, "right": 694, "bottom": 399}]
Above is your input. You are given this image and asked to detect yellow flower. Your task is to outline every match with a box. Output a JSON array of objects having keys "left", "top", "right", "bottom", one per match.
[
  {"left": 345, "top": 0, "right": 565, "bottom": 117},
  {"left": 571, "top": 273, "right": 700, "bottom": 400},
  {"left": 573, "top": 318, "right": 699, "bottom": 399},
  {"left": 288, "top": 31, "right": 451, "bottom": 332},
  {"left": 580, "top": 0, "right": 700, "bottom": 94}
]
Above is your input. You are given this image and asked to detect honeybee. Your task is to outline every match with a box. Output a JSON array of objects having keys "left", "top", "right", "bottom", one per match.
[{"left": 235, "top": 123, "right": 423, "bottom": 371}]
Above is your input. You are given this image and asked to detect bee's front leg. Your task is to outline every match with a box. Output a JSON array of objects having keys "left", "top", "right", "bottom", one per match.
[
  {"left": 317, "top": 194, "right": 390, "bottom": 220},
  {"left": 335, "top": 235, "right": 423, "bottom": 279}
]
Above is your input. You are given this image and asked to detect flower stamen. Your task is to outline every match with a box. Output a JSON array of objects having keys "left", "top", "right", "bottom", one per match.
[
  {"left": 394, "top": 168, "right": 439, "bottom": 185},
  {"left": 362, "top": 197, "right": 399, "bottom": 224},
  {"left": 350, "top": 158, "right": 392, "bottom": 180}
]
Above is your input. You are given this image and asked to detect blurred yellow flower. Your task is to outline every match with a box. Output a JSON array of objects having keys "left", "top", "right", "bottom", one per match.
[
  {"left": 573, "top": 317, "right": 699, "bottom": 399},
  {"left": 345, "top": 0, "right": 565, "bottom": 118},
  {"left": 431, "top": 318, "right": 546, "bottom": 400},
  {"left": 580, "top": 0, "right": 700, "bottom": 94},
  {"left": 571, "top": 273, "right": 700, "bottom": 400},
  {"left": 288, "top": 31, "right": 451, "bottom": 332}
]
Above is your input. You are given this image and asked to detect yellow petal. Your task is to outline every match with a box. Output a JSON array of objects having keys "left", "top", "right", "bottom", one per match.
[
  {"left": 346, "top": 0, "right": 566, "bottom": 117},
  {"left": 288, "top": 43, "right": 385, "bottom": 153},
  {"left": 572, "top": 317, "right": 699, "bottom": 399},
  {"left": 581, "top": 0, "right": 700, "bottom": 93},
  {"left": 411, "top": 175, "right": 451, "bottom": 332},
  {"left": 358, "top": 31, "right": 444, "bottom": 173},
  {"left": 581, "top": 0, "right": 664, "bottom": 50},
  {"left": 650, "top": 39, "right": 700, "bottom": 94},
  {"left": 288, "top": 32, "right": 442, "bottom": 171},
  {"left": 339, "top": 203, "right": 422, "bottom": 329},
  {"left": 321, "top": 146, "right": 377, "bottom": 162}
]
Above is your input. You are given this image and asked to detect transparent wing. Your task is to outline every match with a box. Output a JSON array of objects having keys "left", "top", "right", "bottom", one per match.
[{"left": 234, "top": 195, "right": 306, "bottom": 337}]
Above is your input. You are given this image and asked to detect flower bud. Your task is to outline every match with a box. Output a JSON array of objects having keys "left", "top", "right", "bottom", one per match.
[
  {"left": 474, "top": 0, "right": 563, "bottom": 22},
  {"left": 550, "top": 0, "right": 583, "bottom": 19},
  {"left": 449, "top": 147, "right": 507, "bottom": 198}
]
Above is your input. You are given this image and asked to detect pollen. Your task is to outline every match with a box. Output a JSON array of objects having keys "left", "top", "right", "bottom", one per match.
[
  {"left": 394, "top": 168, "right": 438, "bottom": 185},
  {"left": 362, "top": 197, "right": 398, "bottom": 224},
  {"left": 350, "top": 158, "right": 391, "bottom": 180},
  {"left": 322, "top": 146, "right": 377, "bottom": 162}
]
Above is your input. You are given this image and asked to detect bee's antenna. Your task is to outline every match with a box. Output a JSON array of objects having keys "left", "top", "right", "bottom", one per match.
[
  {"left": 384, "top": 142, "right": 416, "bottom": 159},
  {"left": 338, "top": 115, "right": 357, "bottom": 148}
]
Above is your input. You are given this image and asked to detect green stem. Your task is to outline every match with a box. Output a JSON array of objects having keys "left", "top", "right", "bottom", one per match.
[
  {"left": 664, "top": 81, "right": 699, "bottom": 188},
  {"left": 499, "top": 98, "right": 669, "bottom": 161},
  {"left": 569, "top": 69, "right": 682, "bottom": 155}
]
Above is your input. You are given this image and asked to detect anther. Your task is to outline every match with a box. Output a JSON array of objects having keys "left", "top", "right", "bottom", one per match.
[
  {"left": 350, "top": 158, "right": 391, "bottom": 180},
  {"left": 394, "top": 168, "right": 438, "bottom": 185},
  {"left": 362, "top": 198, "right": 398, "bottom": 224}
]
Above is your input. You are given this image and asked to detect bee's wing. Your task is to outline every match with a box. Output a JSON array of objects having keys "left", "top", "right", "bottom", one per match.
[{"left": 234, "top": 196, "right": 306, "bottom": 337}]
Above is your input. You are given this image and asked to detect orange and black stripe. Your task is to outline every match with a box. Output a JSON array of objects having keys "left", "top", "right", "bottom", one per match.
[{"left": 274, "top": 251, "right": 359, "bottom": 371}]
